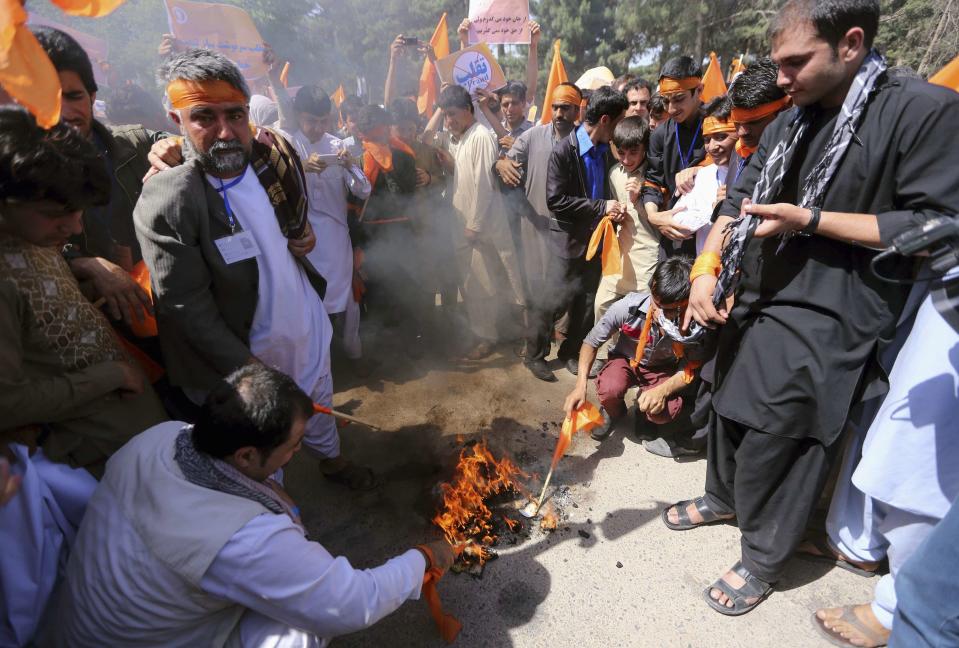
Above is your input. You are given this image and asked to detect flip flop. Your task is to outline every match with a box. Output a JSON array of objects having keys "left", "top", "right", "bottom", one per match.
[
  {"left": 702, "top": 561, "right": 774, "bottom": 616},
  {"left": 812, "top": 606, "right": 890, "bottom": 647},
  {"left": 796, "top": 535, "right": 881, "bottom": 578}
]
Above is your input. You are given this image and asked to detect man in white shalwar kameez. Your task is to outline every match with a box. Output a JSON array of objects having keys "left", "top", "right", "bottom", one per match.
[
  {"left": 54, "top": 365, "right": 455, "bottom": 647},
  {"left": 437, "top": 85, "right": 525, "bottom": 359}
]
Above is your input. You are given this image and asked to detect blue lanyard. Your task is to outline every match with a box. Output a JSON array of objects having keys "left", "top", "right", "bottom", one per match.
[
  {"left": 215, "top": 167, "right": 247, "bottom": 232},
  {"left": 674, "top": 118, "right": 702, "bottom": 170},
  {"left": 734, "top": 156, "right": 748, "bottom": 182}
]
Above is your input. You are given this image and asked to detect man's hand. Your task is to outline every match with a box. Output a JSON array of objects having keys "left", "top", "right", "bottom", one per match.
[
  {"left": 143, "top": 137, "right": 184, "bottom": 182},
  {"left": 424, "top": 540, "right": 456, "bottom": 573},
  {"left": 675, "top": 166, "right": 700, "bottom": 196},
  {"left": 474, "top": 86, "right": 496, "bottom": 108},
  {"left": 464, "top": 227, "right": 480, "bottom": 243},
  {"left": 73, "top": 257, "right": 153, "bottom": 325},
  {"left": 528, "top": 20, "right": 541, "bottom": 46},
  {"left": 418, "top": 42, "right": 437, "bottom": 63},
  {"left": 158, "top": 33, "right": 179, "bottom": 57},
  {"left": 262, "top": 42, "right": 277, "bottom": 72},
  {"left": 649, "top": 205, "right": 694, "bottom": 240},
  {"left": 605, "top": 200, "right": 627, "bottom": 224},
  {"left": 457, "top": 19, "right": 471, "bottom": 47},
  {"left": 747, "top": 202, "right": 812, "bottom": 239},
  {"left": 0, "top": 457, "right": 22, "bottom": 508},
  {"left": 714, "top": 184, "right": 727, "bottom": 208},
  {"left": 499, "top": 135, "right": 515, "bottom": 150},
  {"left": 390, "top": 35, "right": 406, "bottom": 60},
  {"left": 435, "top": 147, "right": 455, "bottom": 171},
  {"left": 415, "top": 167, "right": 431, "bottom": 188},
  {"left": 625, "top": 177, "right": 642, "bottom": 204},
  {"left": 684, "top": 273, "right": 728, "bottom": 331},
  {"left": 288, "top": 223, "right": 315, "bottom": 257},
  {"left": 304, "top": 153, "right": 329, "bottom": 175},
  {"left": 113, "top": 360, "right": 146, "bottom": 398},
  {"left": 495, "top": 158, "right": 522, "bottom": 187},
  {"left": 563, "top": 382, "right": 588, "bottom": 418},
  {"left": 637, "top": 385, "right": 668, "bottom": 416}
]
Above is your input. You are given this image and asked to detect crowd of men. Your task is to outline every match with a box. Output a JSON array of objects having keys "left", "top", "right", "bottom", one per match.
[{"left": 1, "top": 0, "right": 958, "bottom": 645}]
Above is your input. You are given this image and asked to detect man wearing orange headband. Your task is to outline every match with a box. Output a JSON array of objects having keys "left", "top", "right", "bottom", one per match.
[
  {"left": 643, "top": 56, "right": 707, "bottom": 259},
  {"left": 727, "top": 57, "right": 790, "bottom": 171},
  {"left": 135, "top": 49, "right": 374, "bottom": 494}
]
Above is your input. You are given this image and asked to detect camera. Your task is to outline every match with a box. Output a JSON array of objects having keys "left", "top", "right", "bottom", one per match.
[{"left": 400, "top": 37, "right": 420, "bottom": 47}]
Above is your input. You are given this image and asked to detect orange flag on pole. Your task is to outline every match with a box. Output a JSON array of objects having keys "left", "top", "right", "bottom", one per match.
[
  {"left": 540, "top": 39, "right": 569, "bottom": 125},
  {"left": 417, "top": 13, "right": 450, "bottom": 116},
  {"left": 701, "top": 51, "right": 727, "bottom": 102},
  {"left": 930, "top": 54, "right": 959, "bottom": 92}
]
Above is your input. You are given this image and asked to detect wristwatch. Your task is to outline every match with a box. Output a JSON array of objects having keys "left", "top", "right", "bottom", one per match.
[{"left": 801, "top": 206, "right": 821, "bottom": 236}]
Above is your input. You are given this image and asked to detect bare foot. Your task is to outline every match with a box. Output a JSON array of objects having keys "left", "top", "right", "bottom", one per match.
[
  {"left": 708, "top": 568, "right": 761, "bottom": 609},
  {"left": 816, "top": 604, "right": 890, "bottom": 647},
  {"left": 665, "top": 499, "right": 735, "bottom": 526}
]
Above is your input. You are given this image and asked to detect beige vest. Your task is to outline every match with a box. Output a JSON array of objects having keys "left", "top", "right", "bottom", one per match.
[{"left": 56, "top": 421, "right": 269, "bottom": 647}]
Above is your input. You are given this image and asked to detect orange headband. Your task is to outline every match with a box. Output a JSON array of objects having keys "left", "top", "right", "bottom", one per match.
[
  {"left": 703, "top": 116, "right": 736, "bottom": 136},
  {"left": 167, "top": 79, "right": 247, "bottom": 110},
  {"left": 658, "top": 76, "right": 700, "bottom": 94},
  {"left": 730, "top": 95, "right": 791, "bottom": 124},
  {"left": 551, "top": 85, "right": 582, "bottom": 107}
]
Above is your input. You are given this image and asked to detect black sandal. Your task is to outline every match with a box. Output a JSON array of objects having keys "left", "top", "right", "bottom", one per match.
[
  {"left": 702, "top": 561, "right": 774, "bottom": 616},
  {"left": 661, "top": 496, "right": 734, "bottom": 531}
]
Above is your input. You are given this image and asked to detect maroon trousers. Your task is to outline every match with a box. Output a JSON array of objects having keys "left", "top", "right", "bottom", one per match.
[{"left": 595, "top": 357, "right": 685, "bottom": 423}]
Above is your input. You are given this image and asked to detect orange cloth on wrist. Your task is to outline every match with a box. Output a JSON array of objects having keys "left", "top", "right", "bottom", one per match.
[
  {"left": 702, "top": 116, "right": 736, "bottom": 136},
  {"left": 658, "top": 76, "right": 699, "bottom": 94},
  {"left": 551, "top": 84, "right": 581, "bottom": 106},
  {"left": 415, "top": 544, "right": 461, "bottom": 644},
  {"left": 735, "top": 139, "right": 756, "bottom": 160},
  {"left": 689, "top": 252, "right": 721, "bottom": 283},
  {"left": 730, "top": 95, "right": 791, "bottom": 125},
  {"left": 585, "top": 215, "right": 622, "bottom": 277},
  {"left": 167, "top": 79, "right": 247, "bottom": 110}
]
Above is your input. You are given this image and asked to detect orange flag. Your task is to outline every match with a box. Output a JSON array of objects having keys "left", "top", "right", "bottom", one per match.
[
  {"left": 701, "top": 51, "right": 727, "bottom": 102},
  {"left": 49, "top": 0, "right": 125, "bottom": 16},
  {"left": 0, "top": 0, "right": 61, "bottom": 128},
  {"left": 540, "top": 39, "right": 569, "bottom": 125},
  {"left": 551, "top": 402, "right": 603, "bottom": 471},
  {"left": 585, "top": 215, "right": 622, "bottom": 277},
  {"left": 930, "top": 54, "right": 959, "bottom": 92},
  {"left": 279, "top": 61, "right": 290, "bottom": 88},
  {"left": 417, "top": 13, "right": 450, "bottom": 116}
]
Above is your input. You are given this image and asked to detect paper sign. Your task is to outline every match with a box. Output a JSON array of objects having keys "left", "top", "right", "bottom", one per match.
[
  {"left": 27, "top": 14, "right": 110, "bottom": 88},
  {"left": 435, "top": 43, "right": 507, "bottom": 95},
  {"left": 468, "top": 0, "right": 530, "bottom": 45},
  {"left": 164, "top": 0, "right": 267, "bottom": 79}
]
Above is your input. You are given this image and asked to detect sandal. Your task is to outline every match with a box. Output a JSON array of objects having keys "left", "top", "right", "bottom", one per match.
[
  {"left": 661, "top": 496, "right": 734, "bottom": 531},
  {"left": 813, "top": 606, "right": 890, "bottom": 647},
  {"left": 322, "top": 461, "right": 378, "bottom": 491},
  {"left": 796, "top": 534, "right": 881, "bottom": 578},
  {"left": 702, "top": 561, "right": 774, "bottom": 616}
]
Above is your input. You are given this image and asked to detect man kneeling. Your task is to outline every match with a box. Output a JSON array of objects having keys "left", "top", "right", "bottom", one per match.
[
  {"left": 55, "top": 364, "right": 453, "bottom": 646},
  {"left": 563, "top": 257, "right": 710, "bottom": 455}
]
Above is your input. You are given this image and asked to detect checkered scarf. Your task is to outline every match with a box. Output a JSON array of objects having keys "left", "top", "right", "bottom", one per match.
[{"left": 251, "top": 127, "right": 309, "bottom": 239}]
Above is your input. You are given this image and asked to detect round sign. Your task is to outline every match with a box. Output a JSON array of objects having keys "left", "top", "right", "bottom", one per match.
[
  {"left": 452, "top": 51, "right": 493, "bottom": 93},
  {"left": 173, "top": 6, "right": 188, "bottom": 24}
]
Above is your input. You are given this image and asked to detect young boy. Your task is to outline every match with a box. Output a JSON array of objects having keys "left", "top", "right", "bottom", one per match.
[
  {"left": 564, "top": 257, "right": 709, "bottom": 450},
  {"left": 648, "top": 93, "right": 667, "bottom": 130},
  {"left": 672, "top": 97, "right": 738, "bottom": 253}
]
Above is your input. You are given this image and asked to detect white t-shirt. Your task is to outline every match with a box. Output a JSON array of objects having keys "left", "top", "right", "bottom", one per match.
[{"left": 206, "top": 165, "right": 332, "bottom": 387}]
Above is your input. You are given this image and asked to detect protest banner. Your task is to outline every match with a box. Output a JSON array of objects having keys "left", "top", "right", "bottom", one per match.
[
  {"left": 27, "top": 14, "right": 110, "bottom": 87},
  {"left": 435, "top": 43, "right": 507, "bottom": 95},
  {"left": 163, "top": 0, "right": 267, "bottom": 79},
  {"left": 468, "top": 0, "right": 530, "bottom": 45}
]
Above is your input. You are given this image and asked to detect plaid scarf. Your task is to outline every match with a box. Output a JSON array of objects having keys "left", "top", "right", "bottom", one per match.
[
  {"left": 174, "top": 429, "right": 306, "bottom": 535},
  {"left": 251, "top": 127, "right": 309, "bottom": 239},
  {"left": 712, "top": 50, "right": 888, "bottom": 307}
]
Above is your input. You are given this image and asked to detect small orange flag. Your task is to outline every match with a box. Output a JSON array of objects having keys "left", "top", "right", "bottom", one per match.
[
  {"left": 49, "top": 0, "right": 125, "bottom": 16},
  {"left": 585, "top": 215, "right": 622, "bottom": 277},
  {"left": 0, "top": 0, "right": 62, "bottom": 128},
  {"left": 540, "top": 39, "right": 569, "bottom": 125},
  {"left": 701, "top": 51, "right": 727, "bottom": 102},
  {"left": 930, "top": 54, "right": 959, "bottom": 92},
  {"left": 279, "top": 61, "right": 290, "bottom": 88},
  {"left": 551, "top": 401, "right": 603, "bottom": 471},
  {"left": 417, "top": 13, "right": 450, "bottom": 116}
]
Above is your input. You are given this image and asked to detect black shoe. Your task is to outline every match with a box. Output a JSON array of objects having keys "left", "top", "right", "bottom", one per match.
[
  {"left": 565, "top": 358, "right": 579, "bottom": 375},
  {"left": 643, "top": 437, "right": 703, "bottom": 458},
  {"left": 524, "top": 359, "right": 557, "bottom": 382},
  {"left": 590, "top": 407, "right": 615, "bottom": 441},
  {"left": 588, "top": 358, "right": 605, "bottom": 379}
]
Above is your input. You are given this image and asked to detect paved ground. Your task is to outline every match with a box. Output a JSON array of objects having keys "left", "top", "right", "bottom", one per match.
[{"left": 286, "top": 339, "right": 874, "bottom": 648}]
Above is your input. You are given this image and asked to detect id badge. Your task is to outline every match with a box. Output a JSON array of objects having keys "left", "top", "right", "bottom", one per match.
[{"left": 214, "top": 230, "right": 261, "bottom": 264}]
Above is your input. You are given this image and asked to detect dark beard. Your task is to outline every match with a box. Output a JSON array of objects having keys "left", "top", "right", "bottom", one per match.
[{"left": 184, "top": 137, "right": 250, "bottom": 175}]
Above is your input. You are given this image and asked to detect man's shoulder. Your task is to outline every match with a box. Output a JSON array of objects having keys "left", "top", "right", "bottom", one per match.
[
  {"left": 137, "top": 161, "right": 207, "bottom": 216},
  {"left": 105, "top": 122, "right": 161, "bottom": 150},
  {"left": 880, "top": 75, "right": 959, "bottom": 115}
]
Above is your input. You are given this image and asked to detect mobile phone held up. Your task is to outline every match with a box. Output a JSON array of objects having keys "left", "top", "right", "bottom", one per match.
[{"left": 400, "top": 36, "right": 419, "bottom": 47}]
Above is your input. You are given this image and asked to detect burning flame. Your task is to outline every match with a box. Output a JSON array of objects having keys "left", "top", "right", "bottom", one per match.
[
  {"left": 433, "top": 440, "right": 526, "bottom": 564},
  {"left": 540, "top": 504, "right": 558, "bottom": 531}
]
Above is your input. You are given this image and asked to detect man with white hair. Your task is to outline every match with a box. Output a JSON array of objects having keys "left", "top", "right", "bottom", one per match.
[{"left": 134, "top": 48, "right": 374, "bottom": 489}]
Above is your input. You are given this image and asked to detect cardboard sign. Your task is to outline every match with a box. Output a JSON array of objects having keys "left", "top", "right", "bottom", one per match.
[
  {"left": 468, "top": 0, "right": 530, "bottom": 45},
  {"left": 27, "top": 14, "right": 110, "bottom": 88},
  {"left": 164, "top": 0, "right": 267, "bottom": 79},
  {"left": 435, "top": 43, "right": 507, "bottom": 95}
]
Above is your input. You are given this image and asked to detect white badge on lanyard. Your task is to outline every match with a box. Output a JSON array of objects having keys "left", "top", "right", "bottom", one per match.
[{"left": 214, "top": 231, "right": 261, "bottom": 264}]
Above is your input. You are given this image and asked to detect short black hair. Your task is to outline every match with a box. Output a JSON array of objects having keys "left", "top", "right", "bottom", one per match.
[
  {"left": 584, "top": 86, "right": 628, "bottom": 125},
  {"left": 107, "top": 84, "right": 162, "bottom": 126},
  {"left": 497, "top": 80, "right": 528, "bottom": 103},
  {"left": 437, "top": 84, "right": 473, "bottom": 113},
  {"left": 614, "top": 73, "right": 637, "bottom": 89},
  {"left": 339, "top": 94, "right": 365, "bottom": 122},
  {"left": 660, "top": 56, "right": 700, "bottom": 80},
  {"left": 771, "top": 0, "right": 880, "bottom": 49},
  {"left": 727, "top": 57, "right": 786, "bottom": 108},
  {"left": 389, "top": 97, "right": 420, "bottom": 125},
  {"left": 649, "top": 256, "right": 693, "bottom": 304},
  {"left": 192, "top": 364, "right": 313, "bottom": 461},
  {"left": 703, "top": 95, "right": 731, "bottom": 120},
  {"left": 622, "top": 78, "right": 652, "bottom": 95},
  {"left": 293, "top": 84, "right": 332, "bottom": 117},
  {"left": 648, "top": 93, "right": 666, "bottom": 117},
  {"left": 356, "top": 104, "right": 391, "bottom": 133},
  {"left": 31, "top": 26, "right": 98, "bottom": 95},
  {"left": 612, "top": 115, "right": 649, "bottom": 150},
  {"left": 0, "top": 106, "right": 109, "bottom": 211}
]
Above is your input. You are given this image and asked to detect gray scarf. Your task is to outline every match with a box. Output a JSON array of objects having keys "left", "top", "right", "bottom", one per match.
[
  {"left": 174, "top": 430, "right": 305, "bottom": 535},
  {"left": 713, "top": 49, "right": 888, "bottom": 306}
]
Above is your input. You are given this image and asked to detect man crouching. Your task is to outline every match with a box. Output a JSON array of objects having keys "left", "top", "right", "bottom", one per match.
[{"left": 54, "top": 364, "right": 453, "bottom": 646}]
